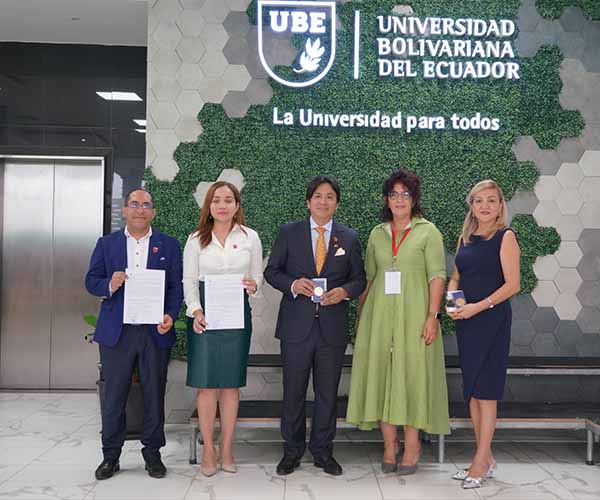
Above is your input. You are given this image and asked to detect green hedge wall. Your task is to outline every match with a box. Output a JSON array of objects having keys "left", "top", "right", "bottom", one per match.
[
  {"left": 536, "top": 0, "right": 600, "bottom": 20},
  {"left": 146, "top": 0, "right": 583, "bottom": 358}
]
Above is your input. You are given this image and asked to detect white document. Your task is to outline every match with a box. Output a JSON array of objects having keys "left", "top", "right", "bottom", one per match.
[
  {"left": 123, "top": 268, "right": 165, "bottom": 324},
  {"left": 204, "top": 274, "right": 245, "bottom": 330},
  {"left": 385, "top": 270, "right": 402, "bottom": 295}
]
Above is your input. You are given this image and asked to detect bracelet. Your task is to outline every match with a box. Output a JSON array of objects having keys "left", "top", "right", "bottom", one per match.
[{"left": 486, "top": 297, "right": 494, "bottom": 309}]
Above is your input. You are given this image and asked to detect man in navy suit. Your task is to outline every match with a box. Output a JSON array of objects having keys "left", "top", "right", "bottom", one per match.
[
  {"left": 264, "top": 176, "right": 366, "bottom": 476},
  {"left": 85, "top": 188, "right": 183, "bottom": 480}
]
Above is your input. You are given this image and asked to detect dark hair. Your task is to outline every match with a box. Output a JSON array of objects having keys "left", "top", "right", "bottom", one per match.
[
  {"left": 380, "top": 169, "right": 424, "bottom": 221},
  {"left": 306, "top": 175, "right": 341, "bottom": 202},
  {"left": 193, "top": 181, "right": 246, "bottom": 248},
  {"left": 124, "top": 188, "right": 153, "bottom": 206}
]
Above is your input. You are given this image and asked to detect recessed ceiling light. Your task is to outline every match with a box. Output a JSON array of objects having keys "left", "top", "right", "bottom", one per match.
[
  {"left": 71, "top": 17, "right": 81, "bottom": 21},
  {"left": 96, "top": 91, "right": 143, "bottom": 102},
  {"left": 133, "top": 119, "right": 147, "bottom": 126},
  {"left": 135, "top": 129, "right": 146, "bottom": 134}
]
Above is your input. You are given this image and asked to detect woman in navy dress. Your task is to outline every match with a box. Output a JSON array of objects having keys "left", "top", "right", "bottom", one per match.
[{"left": 447, "top": 180, "right": 520, "bottom": 489}]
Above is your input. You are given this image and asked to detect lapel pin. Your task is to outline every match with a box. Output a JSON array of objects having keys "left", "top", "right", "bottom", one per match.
[
  {"left": 233, "top": 244, "right": 238, "bottom": 249},
  {"left": 152, "top": 246, "right": 159, "bottom": 253}
]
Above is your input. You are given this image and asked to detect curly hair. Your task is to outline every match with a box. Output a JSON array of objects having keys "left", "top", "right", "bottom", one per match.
[{"left": 380, "top": 169, "right": 424, "bottom": 221}]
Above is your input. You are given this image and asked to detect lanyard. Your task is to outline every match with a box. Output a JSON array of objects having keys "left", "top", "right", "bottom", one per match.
[{"left": 391, "top": 228, "right": 412, "bottom": 258}]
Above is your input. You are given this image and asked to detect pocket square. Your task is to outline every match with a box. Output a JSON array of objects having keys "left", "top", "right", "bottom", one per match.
[
  {"left": 335, "top": 247, "right": 346, "bottom": 257},
  {"left": 160, "top": 257, "right": 166, "bottom": 261}
]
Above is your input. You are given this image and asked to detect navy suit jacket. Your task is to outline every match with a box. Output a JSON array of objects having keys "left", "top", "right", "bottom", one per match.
[
  {"left": 85, "top": 228, "right": 183, "bottom": 349},
  {"left": 264, "top": 218, "right": 366, "bottom": 346}
]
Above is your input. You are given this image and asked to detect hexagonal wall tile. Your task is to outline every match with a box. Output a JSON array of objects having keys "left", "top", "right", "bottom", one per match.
[
  {"left": 531, "top": 280, "right": 559, "bottom": 307},
  {"left": 533, "top": 255, "right": 560, "bottom": 280},
  {"left": 152, "top": 155, "right": 179, "bottom": 181},
  {"left": 577, "top": 281, "right": 600, "bottom": 308},
  {"left": 577, "top": 254, "right": 600, "bottom": 281},
  {"left": 534, "top": 176, "right": 561, "bottom": 201},
  {"left": 245, "top": 79, "right": 274, "bottom": 105},
  {"left": 554, "top": 320, "right": 582, "bottom": 353},
  {"left": 555, "top": 268, "right": 583, "bottom": 293},
  {"left": 153, "top": 0, "right": 183, "bottom": 23},
  {"left": 578, "top": 176, "right": 600, "bottom": 203},
  {"left": 175, "top": 115, "right": 204, "bottom": 142},
  {"left": 511, "top": 294, "right": 537, "bottom": 320},
  {"left": 536, "top": 149, "right": 562, "bottom": 175},
  {"left": 176, "top": 9, "right": 206, "bottom": 37},
  {"left": 199, "top": 51, "right": 229, "bottom": 77},
  {"left": 218, "top": 168, "right": 246, "bottom": 191},
  {"left": 580, "top": 150, "right": 600, "bottom": 176},
  {"left": 531, "top": 333, "right": 562, "bottom": 356},
  {"left": 511, "top": 136, "right": 539, "bottom": 161},
  {"left": 556, "top": 189, "right": 583, "bottom": 215},
  {"left": 516, "top": 0, "right": 542, "bottom": 32},
  {"left": 151, "top": 101, "right": 180, "bottom": 129},
  {"left": 555, "top": 241, "right": 583, "bottom": 268},
  {"left": 555, "top": 215, "right": 584, "bottom": 241},
  {"left": 198, "top": 77, "right": 228, "bottom": 103},
  {"left": 175, "top": 90, "right": 205, "bottom": 115},
  {"left": 150, "top": 75, "right": 182, "bottom": 102},
  {"left": 511, "top": 319, "right": 536, "bottom": 346},
  {"left": 176, "top": 62, "right": 205, "bottom": 89},
  {"left": 176, "top": 37, "right": 206, "bottom": 63},
  {"left": 579, "top": 202, "right": 600, "bottom": 228},
  {"left": 222, "top": 65, "right": 251, "bottom": 91},
  {"left": 531, "top": 307, "right": 560, "bottom": 332},
  {"left": 222, "top": 91, "right": 252, "bottom": 118},
  {"left": 560, "top": 6, "right": 586, "bottom": 32},
  {"left": 153, "top": 129, "right": 179, "bottom": 157},
  {"left": 223, "top": 37, "right": 251, "bottom": 65},
  {"left": 223, "top": 11, "right": 251, "bottom": 38},
  {"left": 153, "top": 22, "right": 182, "bottom": 52},
  {"left": 200, "top": 23, "right": 229, "bottom": 50},
  {"left": 153, "top": 49, "right": 183, "bottom": 76},
  {"left": 180, "top": 0, "right": 207, "bottom": 9},
  {"left": 557, "top": 137, "right": 585, "bottom": 163},
  {"left": 507, "top": 190, "right": 538, "bottom": 216},
  {"left": 577, "top": 229, "right": 600, "bottom": 255},
  {"left": 533, "top": 200, "right": 561, "bottom": 227},
  {"left": 199, "top": 0, "right": 230, "bottom": 23},
  {"left": 226, "top": 0, "right": 251, "bottom": 11},
  {"left": 576, "top": 307, "right": 600, "bottom": 334},
  {"left": 554, "top": 294, "right": 582, "bottom": 320},
  {"left": 556, "top": 162, "right": 584, "bottom": 189}
]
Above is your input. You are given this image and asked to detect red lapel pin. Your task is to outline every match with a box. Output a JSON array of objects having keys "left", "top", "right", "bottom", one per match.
[{"left": 152, "top": 246, "right": 159, "bottom": 253}]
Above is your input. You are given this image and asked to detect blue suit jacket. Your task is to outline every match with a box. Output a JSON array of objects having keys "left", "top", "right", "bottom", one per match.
[{"left": 85, "top": 228, "right": 183, "bottom": 349}]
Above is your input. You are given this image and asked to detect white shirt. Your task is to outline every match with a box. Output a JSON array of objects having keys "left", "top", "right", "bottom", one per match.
[
  {"left": 109, "top": 226, "right": 151, "bottom": 295},
  {"left": 182, "top": 224, "right": 264, "bottom": 317},
  {"left": 125, "top": 226, "right": 152, "bottom": 271},
  {"left": 291, "top": 217, "right": 333, "bottom": 298},
  {"left": 309, "top": 217, "right": 332, "bottom": 257}
]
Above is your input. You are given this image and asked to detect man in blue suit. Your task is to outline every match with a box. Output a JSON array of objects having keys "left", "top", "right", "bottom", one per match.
[
  {"left": 264, "top": 176, "right": 366, "bottom": 476},
  {"left": 85, "top": 188, "right": 183, "bottom": 480}
]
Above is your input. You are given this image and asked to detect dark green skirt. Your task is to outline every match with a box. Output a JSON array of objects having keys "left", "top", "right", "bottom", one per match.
[{"left": 186, "top": 281, "right": 252, "bottom": 388}]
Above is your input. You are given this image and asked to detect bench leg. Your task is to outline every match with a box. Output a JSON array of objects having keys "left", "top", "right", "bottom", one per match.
[
  {"left": 189, "top": 426, "right": 199, "bottom": 465},
  {"left": 438, "top": 434, "right": 445, "bottom": 464},
  {"left": 586, "top": 429, "right": 595, "bottom": 466}
]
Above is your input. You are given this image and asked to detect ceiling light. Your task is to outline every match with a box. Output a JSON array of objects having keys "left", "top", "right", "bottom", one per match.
[
  {"left": 96, "top": 91, "right": 143, "bottom": 102},
  {"left": 133, "top": 119, "right": 147, "bottom": 126},
  {"left": 135, "top": 129, "right": 146, "bottom": 134}
]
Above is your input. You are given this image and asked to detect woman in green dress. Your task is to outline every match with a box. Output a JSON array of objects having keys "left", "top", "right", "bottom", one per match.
[{"left": 347, "top": 169, "right": 450, "bottom": 474}]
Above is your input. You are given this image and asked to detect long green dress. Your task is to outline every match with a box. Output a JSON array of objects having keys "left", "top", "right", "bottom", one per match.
[{"left": 346, "top": 218, "right": 450, "bottom": 435}]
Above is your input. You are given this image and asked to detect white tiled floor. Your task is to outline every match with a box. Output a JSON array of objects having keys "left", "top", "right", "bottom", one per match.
[{"left": 0, "top": 392, "right": 599, "bottom": 500}]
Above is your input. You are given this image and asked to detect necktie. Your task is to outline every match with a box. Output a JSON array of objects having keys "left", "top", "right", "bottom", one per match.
[{"left": 315, "top": 226, "right": 327, "bottom": 275}]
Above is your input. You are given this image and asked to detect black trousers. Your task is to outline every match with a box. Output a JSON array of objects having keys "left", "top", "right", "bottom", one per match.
[
  {"left": 280, "top": 320, "right": 346, "bottom": 461},
  {"left": 99, "top": 325, "right": 171, "bottom": 461}
]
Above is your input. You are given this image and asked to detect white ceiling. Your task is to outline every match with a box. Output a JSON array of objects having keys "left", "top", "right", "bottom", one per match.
[{"left": 0, "top": 0, "right": 148, "bottom": 46}]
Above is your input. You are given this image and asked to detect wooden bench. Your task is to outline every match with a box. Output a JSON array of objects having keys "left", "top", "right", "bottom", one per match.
[{"left": 188, "top": 355, "right": 600, "bottom": 465}]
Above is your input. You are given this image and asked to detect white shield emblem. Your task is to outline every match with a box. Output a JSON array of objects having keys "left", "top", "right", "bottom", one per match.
[{"left": 257, "top": 0, "right": 337, "bottom": 88}]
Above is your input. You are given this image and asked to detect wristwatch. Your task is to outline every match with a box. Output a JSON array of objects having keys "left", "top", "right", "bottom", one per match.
[{"left": 430, "top": 312, "right": 442, "bottom": 320}]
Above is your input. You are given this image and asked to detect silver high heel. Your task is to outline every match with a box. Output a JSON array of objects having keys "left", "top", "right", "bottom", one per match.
[
  {"left": 462, "top": 476, "right": 484, "bottom": 489},
  {"left": 453, "top": 462, "right": 497, "bottom": 481}
]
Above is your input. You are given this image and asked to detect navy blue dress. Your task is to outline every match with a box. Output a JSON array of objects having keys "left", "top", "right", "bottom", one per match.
[{"left": 455, "top": 228, "right": 513, "bottom": 401}]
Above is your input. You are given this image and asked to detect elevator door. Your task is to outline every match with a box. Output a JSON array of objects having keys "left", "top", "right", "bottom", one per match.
[{"left": 0, "top": 157, "right": 104, "bottom": 389}]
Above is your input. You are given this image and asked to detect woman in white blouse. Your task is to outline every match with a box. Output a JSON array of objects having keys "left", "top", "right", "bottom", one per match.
[{"left": 183, "top": 181, "right": 263, "bottom": 477}]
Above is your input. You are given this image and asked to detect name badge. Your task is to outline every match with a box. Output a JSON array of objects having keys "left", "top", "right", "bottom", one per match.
[{"left": 385, "top": 270, "right": 401, "bottom": 295}]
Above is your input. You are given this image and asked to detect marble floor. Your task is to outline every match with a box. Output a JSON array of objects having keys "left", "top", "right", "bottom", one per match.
[{"left": 1, "top": 392, "right": 599, "bottom": 500}]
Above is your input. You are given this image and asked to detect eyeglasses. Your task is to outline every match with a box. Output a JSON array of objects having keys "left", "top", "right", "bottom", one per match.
[
  {"left": 388, "top": 191, "right": 411, "bottom": 200},
  {"left": 126, "top": 201, "right": 154, "bottom": 210}
]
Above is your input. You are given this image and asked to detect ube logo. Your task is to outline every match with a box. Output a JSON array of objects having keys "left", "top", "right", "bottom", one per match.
[{"left": 257, "top": 1, "right": 336, "bottom": 88}]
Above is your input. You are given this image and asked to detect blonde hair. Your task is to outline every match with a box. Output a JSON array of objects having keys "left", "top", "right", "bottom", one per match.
[{"left": 460, "top": 179, "right": 508, "bottom": 245}]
